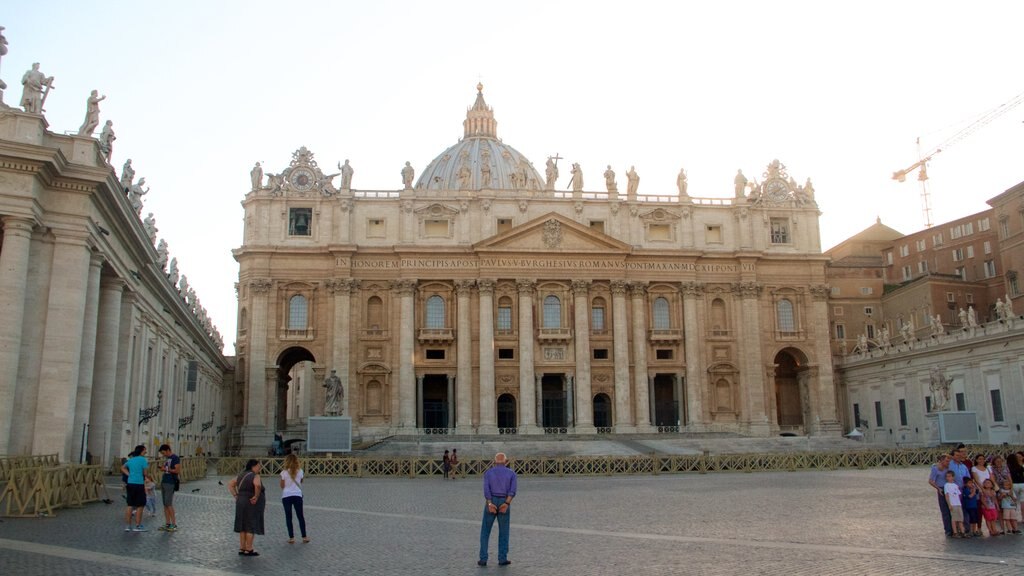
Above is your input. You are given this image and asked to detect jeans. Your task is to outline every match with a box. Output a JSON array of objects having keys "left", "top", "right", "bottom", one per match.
[
  {"left": 937, "top": 490, "right": 952, "bottom": 535},
  {"left": 282, "top": 496, "right": 307, "bottom": 538},
  {"left": 479, "top": 496, "right": 510, "bottom": 562}
]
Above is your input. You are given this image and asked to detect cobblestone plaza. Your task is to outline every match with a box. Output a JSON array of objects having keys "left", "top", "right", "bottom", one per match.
[{"left": 1, "top": 467, "right": 1022, "bottom": 575}]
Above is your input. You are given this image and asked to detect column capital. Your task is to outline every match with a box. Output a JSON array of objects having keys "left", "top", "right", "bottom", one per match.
[
  {"left": 610, "top": 280, "right": 629, "bottom": 295},
  {"left": 89, "top": 251, "right": 105, "bottom": 268},
  {"left": 100, "top": 276, "right": 127, "bottom": 291},
  {"left": 731, "top": 281, "right": 761, "bottom": 298},
  {"left": 809, "top": 284, "right": 830, "bottom": 301},
  {"left": 681, "top": 281, "right": 705, "bottom": 298},
  {"left": 1, "top": 215, "right": 37, "bottom": 235},
  {"left": 250, "top": 278, "right": 273, "bottom": 294},
  {"left": 628, "top": 282, "right": 648, "bottom": 298},
  {"left": 516, "top": 279, "right": 536, "bottom": 295},
  {"left": 455, "top": 279, "right": 476, "bottom": 296},
  {"left": 477, "top": 278, "right": 495, "bottom": 295},
  {"left": 326, "top": 278, "right": 359, "bottom": 293},
  {"left": 571, "top": 279, "right": 590, "bottom": 296},
  {"left": 390, "top": 278, "right": 417, "bottom": 296}
]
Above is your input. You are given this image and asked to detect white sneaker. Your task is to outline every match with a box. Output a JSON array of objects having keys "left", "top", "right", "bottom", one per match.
[
  {"left": 124, "top": 525, "right": 132, "bottom": 532},
  {"left": 133, "top": 524, "right": 148, "bottom": 532}
]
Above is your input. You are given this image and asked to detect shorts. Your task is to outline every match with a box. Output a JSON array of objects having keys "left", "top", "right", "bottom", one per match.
[
  {"left": 949, "top": 505, "right": 964, "bottom": 523},
  {"left": 965, "top": 507, "right": 980, "bottom": 525},
  {"left": 1003, "top": 507, "right": 1021, "bottom": 522},
  {"left": 982, "top": 507, "right": 999, "bottom": 522},
  {"left": 161, "top": 483, "right": 176, "bottom": 507},
  {"left": 126, "top": 483, "right": 146, "bottom": 508}
]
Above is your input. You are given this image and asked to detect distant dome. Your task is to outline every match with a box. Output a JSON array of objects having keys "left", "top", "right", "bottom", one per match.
[{"left": 415, "top": 85, "right": 543, "bottom": 191}]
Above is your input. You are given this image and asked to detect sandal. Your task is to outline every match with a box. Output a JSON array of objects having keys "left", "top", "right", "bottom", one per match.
[
  {"left": 238, "top": 549, "right": 246, "bottom": 556},
  {"left": 287, "top": 538, "right": 295, "bottom": 544},
  {"left": 243, "top": 550, "right": 259, "bottom": 556}
]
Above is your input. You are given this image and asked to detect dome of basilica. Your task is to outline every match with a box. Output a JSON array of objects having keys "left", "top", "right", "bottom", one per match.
[{"left": 415, "top": 85, "right": 544, "bottom": 191}]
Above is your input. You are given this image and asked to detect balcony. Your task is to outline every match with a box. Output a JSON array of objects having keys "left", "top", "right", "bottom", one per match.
[
  {"left": 279, "top": 328, "right": 315, "bottom": 341},
  {"left": 648, "top": 329, "right": 682, "bottom": 343},
  {"left": 536, "top": 327, "right": 572, "bottom": 343},
  {"left": 418, "top": 328, "right": 454, "bottom": 344},
  {"left": 360, "top": 328, "right": 390, "bottom": 341}
]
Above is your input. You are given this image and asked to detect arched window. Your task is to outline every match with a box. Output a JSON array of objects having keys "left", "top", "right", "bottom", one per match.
[
  {"left": 288, "top": 295, "right": 308, "bottom": 329},
  {"left": 776, "top": 299, "right": 795, "bottom": 332},
  {"left": 653, "top": 297, "right": 670, "bottom": 330},
  {"left": 711, "top": 298, "right": 727, "bottom": 336},
  {"left": 426, "top": 295, "right": 445, "bottom": 329},
  {"left": 543, "top": 295, "right": 561, "bottom": 328},
  {"left": 367, "top": 296, "right": 383, "bottom": 329},
  {"left": 497, "top": 296, "right": 513, "bottom": 332},
  {"left": 591, "top": 297, "right": 606, "bottom": 331}
]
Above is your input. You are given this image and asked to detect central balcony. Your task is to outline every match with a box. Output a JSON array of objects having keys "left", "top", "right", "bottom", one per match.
[
  {"left": 418, "top": 328, "right": 454, "bottom": 344},
  {"left": 536, "top": 327, "right": 573, "bottom": 343},
  {"left": 648, "top": 329, "right": 682, "bottom": 343}
]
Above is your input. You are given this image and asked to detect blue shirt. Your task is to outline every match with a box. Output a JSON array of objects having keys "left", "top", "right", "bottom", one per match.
[
  {"left": 962, "top": 486, "right": 980, "bottom": 509},
  {"left": 125, "top": 455, "right": 148, "bottom": 485},
  {"left": 949, "top": 460, "right": 969, "bottom": 489},
  {"left": 483, "top": 465, "right": 517, "bottom": 500},
  {"left": 929, "top": 464, "right": 950, "bottom": 489}
]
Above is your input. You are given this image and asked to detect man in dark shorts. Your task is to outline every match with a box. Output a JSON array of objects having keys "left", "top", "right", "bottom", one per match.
[
  {"left": 158, "top": 444, "right": 181, "bottom": 531},
  {"left": 121, "top": 445, "right": 151, "bottom": 532}
]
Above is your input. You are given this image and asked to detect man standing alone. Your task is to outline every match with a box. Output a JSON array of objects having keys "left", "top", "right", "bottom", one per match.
[
  {"left": 479, "top": 452, "right": 517, "bottom": 567},
  {"left": 158, "top": 444, "right": 181, "bottom": 532}
]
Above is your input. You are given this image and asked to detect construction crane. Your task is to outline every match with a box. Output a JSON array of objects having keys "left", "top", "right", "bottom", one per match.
[{"left": 892, "top": 90, "right": 1024, "bottom": 228}]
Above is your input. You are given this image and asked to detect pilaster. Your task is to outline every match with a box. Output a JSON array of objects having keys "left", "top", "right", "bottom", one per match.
[
  {"left": 0, "top": 216, "right": 36, "bottom": 455},
  {"left": 610, "top": 280, "right": 633, "bottom": 432},
  {"left": 630, "top": 282, "right": 653, "bottom": 431},
  {"left": 517, "top": 279, "right": 539, "bottom": 432},
  {"left": 477, "top": 279, "right": 497, "bottom": 433},
  {"left": 455, "top": 280, "right": 474, "bottom": 433},
  {"left": 572, "top": 280, "right": 595, "bottom": 433}
]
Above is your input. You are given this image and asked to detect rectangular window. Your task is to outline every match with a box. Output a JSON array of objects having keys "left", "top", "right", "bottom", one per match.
[
  {"left": 917, "top": 261, "right": 928, "bottom": 274},
  {"left": 955, "top": 266, "right": 965, "bottom": 280},
  {"left": 425, "top": 349, "right": 445, "bottom": 360},
  {"left": 648, "top": 224, "right": 671, "bottom": 241},
  {"left": 589, "top": 220, "right": 605, "bottom": 233},
  {"left": 591, "top": 306, "right": 605, "bottom": 330},
  {"left": 831, "top": 286, "right": 841, "bottom": 296},
  {"left": 978, "top": 217, "right": 990, "bottom": 231},
  {"left": 952, "top": 248, "right": 964, "bottom": 262},
  {"left": 966, "top": 293, "right": 974, "bottom": 304},
  {"left": 899, "top": 245, "right": 910, "bottom": 257},
  {"left": 946, "top": 292, "right": 955, "bottom": 302},
  {"left": 898, "top": 398, "right": 908, "bottom": 426},
  {"left": 496, "top": 218, "right": 512, "bottom": 233},
  {"left": 916, "top": 239, "right": 926, "bottom": 251},
  {"left": 424, "top": 219, "right": 449, "bottom": 237},
  {"left": 902, "top": 265, "right": 912, "bottom": 280},
  {"left": 950, "top": 225, "right": 962, "bottom": 240},
  {"left": 955, "top": 392, "right": 966, "bottom": 411},
  {"left": 866, "top": 324, "right": 875, "bottom": 339},
  {"left": 984, "top": 260, "right": 996, "bottom": 278},
  {"left": 1011, "top": 275, "right": 1020, "bottom": 296},
  {"left": 289, "top": 207, "right": 313, "bottom": 236},
  {"left": 990, "top": 389, "right": 1004, "bottom": 422},
  {"left": 964, "top": 222, "right": 974, "bottom": 235},
  {"left": 983, "top": 241, "right": 992, "bottom": 255},
  {"left": 655, "top": 349, "right": 674, "bottom": 360},
  {"left": 835, "top": 324, "right": 845, "bottom": 339},
  {"left": 497, "top": 348, "right": 514, "bottom": 359},
  {"left": 860, "top": 287, "right": 873, "bottom": 295},
  {"left": 592, "top": 349, "right": 609, "bottom": 360},
  {"left": 367, "top": 218, "right": 385, "bottom": 237},
  {"left": 966, "top": 245, "right": 974, "bottom": 258},
  {"left": 770, "top": 218, "right": 790, "bottom": 243},
  {"left": 886, "top": 252, "right": 894, "bottom": 265},
  {"left": 933, "top": 233, "right": 944, "bottom": 246},
  {"left": 497, "top": 306, "right": 512, "bottom": 331},
  {"left": 864, "top": 306, "right": 874, "bottom": 316},
  {"left": 706, "top": 225, "right": 723, "bottom": 244},
  {"left": 874, "top": 401, "right": 883, "bottom": 427},
  {"left": 853, "top": 403, "right": 862, "bottom": 428}
]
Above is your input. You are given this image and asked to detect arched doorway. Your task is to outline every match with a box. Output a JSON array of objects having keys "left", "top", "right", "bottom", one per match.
[
  {"left": 774, "top": 349, "right": 805, "bottom": 433},
  {"left": 497, "top": 393, "right": 517, "bottom": 431},
  {"left": 593, "top": 393, "right": 611, "bottom": 428},
  {"left": 276, "top": 347, "right": 315, "bottom": 433}
]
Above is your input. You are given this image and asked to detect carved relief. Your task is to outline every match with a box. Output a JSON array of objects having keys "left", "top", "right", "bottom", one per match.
[
  {"left": 681, "top": 281, "right": 705, "bottom": 297},
  {"left": 629, "top": 282, "right": 648, "bottom": 298},
  {"left": 516, "top": 279, "right": 536, "bottom": 295},
  {"left": 250, "top": 278, "right": 273, "bottom": 294},
  {"left": 477, "top": 279, "right": 495, "bottom": 295},
  {"left": 808, "top": 284, "right": 830, "bottom": 300},
  {"left": 455, "top": 279, "right": 476, "bottom": 296},
  {"left": 390, "top": 279, "right": 417, "bottom": 296},
  {"left": 543, "top": 220, "right": 563, "bottom": 249},
  {"left": 571, "top": 279, "right": 590, "bottom": 296},
  {"left": 543, "top": 347, "right": 565, "bottom": 360},
  {"left": 610, "top": 280, "right": 629, "bottom": 295},
  {"left": 731, "top": 281, "right": 761, "bottom": 298}
]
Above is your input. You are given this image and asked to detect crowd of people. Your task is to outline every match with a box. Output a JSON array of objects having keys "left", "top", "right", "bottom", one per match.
[{"left": 928, "top": 445, "right": 1024, "bottom": 538}]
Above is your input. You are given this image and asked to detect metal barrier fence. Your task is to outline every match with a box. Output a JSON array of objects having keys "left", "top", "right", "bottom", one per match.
[{"left": 214, "top": 445, "right": 1024, "bottom": 479}]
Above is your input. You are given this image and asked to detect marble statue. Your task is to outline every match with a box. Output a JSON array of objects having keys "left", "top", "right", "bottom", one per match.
[
  {"left": 857, "top": 333, "right": 868, "bottom": 352},
  {"left": 929, "top": 367, "right": 951, "bottom": 412},
  {"left": 958, "top": 307, "right": 967, "bottom": 327},
  {"left": 879, "top": 326, "right": 890, "bottom": 347},
  {"left": 401, "top": 161, "right": 415, "bottom": 189},
  {"left": 339, "top": 159, "right": 353, "bottom": 190},
  {"left": 98, "top": 120, "right": 115, "bottom": 163},
  {"left": 803, "top": 178, "right": 815, "bottom": 199},
  {"left": 167, "top": 257, "right": 179, "bottom": 285},
  {"left": 899, "top": 317, "right": 914, "bottom": 342},
  {"left": 1007, "top": 294, "right": 1015, "bottom": 317},
  {"left": 480, "top": 158, "right": 492, "bottom": 188},
  {"left": 457, "top": 161, "right": 472, "bottom": 189},
  {"left": 545, "top": 156, "right": 559, "bottom": 189},
  {"left": 569, "top": 162, "right": 583, "bottom": 192},
  {"left": 967, "top": 306, "right": 978, "bottom": 328},
  {"left": 267, "top": 172, "right": 284, "bottom": 195},
  {"left": 155, "top": 239, "right": 168, "bottom": 269},
  {"left": 996, "top": 298, "right": 1007, "bottom": 321},
  {"left": 20, "top": 62, "right": 53, "bottom": 114},
  {"left": 250, "top": 162, "right": 263, "bottom": 191},
  {"left": 323, "top": 369, "right": 343, "bottom": 416},
  {"left": 0, "top": 27, "right": 7, "bottom": 104},
  {"left": 677, "top": 168, "right": 688, "bottom": 197},
  {"left": 76, "top": 90, "right": 106, "bottom": 136},
  {"left": 603, "top": 165, "right": 617, "bottom": 192},
  {"left": 178, "top": 275, "right": 188, "bottom": 297},
  {"left": 626, "top": 166, "right": 640, "bottom": 196},
  {"left": 128, "top": 177, "right": 148, "bottom": 214},
  {"left": 143, "top": 212, "right": 157, "bottom": 243},
  {"left": 932, "top": 314, "right": 944, "bottom": 336},
  {"left": 120, "top": 159, "right": 135, "bottom": 191},
  {"left": 734, "top": 169, "right": 748, "bottom": 198}
]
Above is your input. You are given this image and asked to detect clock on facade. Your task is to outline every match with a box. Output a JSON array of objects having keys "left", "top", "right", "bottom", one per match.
[
  {"left": 290, "top": 167, "right": 315, "bottom": 191},
  {"left": 764, "top": 179, "right": 789, "bottom": 202}
]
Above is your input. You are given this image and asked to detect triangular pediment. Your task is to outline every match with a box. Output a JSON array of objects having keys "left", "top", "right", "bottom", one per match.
[
  {"left": 638, "top": 207, "right": 681, "bottom": 222},
  {"left": 475, "top": 212, "right": 632, "bottom": 253},
  {"left": 413, "top": 202, "right": 460, "bottom": 216}
]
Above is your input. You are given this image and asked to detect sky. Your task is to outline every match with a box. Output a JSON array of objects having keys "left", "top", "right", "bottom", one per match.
[{"left": 4, "top": 1, "right": 1022, "bottom": 356}]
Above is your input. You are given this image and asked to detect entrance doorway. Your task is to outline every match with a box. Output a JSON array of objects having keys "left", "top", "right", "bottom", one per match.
[
  {"left": 497, "top": 394, "right": 516, "bottom": 430},
  {"left": 774, "top": 350, "right": 804, "bottom": 429},
  {"left": 593, "top": 393, "right": 612, "bottom": 428},
  {"left": 275, "top": 347, "right": 315, "bottom": 433},
  {"left": 653, "top": 373, "right": 678, "bottom": 427},
  {"left": 541, "top": 373, "right": 566, "bottom": 428},
  {"left": 421, "top": 374, "right": 449, "bottom": 430}
]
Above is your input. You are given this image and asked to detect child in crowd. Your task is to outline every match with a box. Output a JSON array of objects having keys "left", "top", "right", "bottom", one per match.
[
  {"left": 144, "top": 478, "right": 157, "bottom": 517},
  {"left": 999, "top": 478, "right": 1021, "bottom": 534},
  {"left": 962, "top": 478, "right": 981, "bottom": 537},
  {"left": 944, "top": 470, "right": 966, "bottom": 538},
  {"left": 980, "top": 479, "right": 1003, "bottom": 536}
]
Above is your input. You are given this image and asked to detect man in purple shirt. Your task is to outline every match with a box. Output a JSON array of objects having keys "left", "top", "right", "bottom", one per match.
[{"left": 479, "top": 452, "right": 517, "bottom": 567}]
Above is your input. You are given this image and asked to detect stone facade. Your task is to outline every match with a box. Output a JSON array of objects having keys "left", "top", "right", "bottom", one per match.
[
  {"left": 0, "top": 107, "right": 230, "bottom": 465},
  {"left": 233, "top": 87, "right": 842, "bottom": 451}
]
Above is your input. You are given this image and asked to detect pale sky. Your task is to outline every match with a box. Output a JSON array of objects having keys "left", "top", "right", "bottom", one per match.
[{"left": 5, "top": 1, "right": 1022, "bottom": 355}]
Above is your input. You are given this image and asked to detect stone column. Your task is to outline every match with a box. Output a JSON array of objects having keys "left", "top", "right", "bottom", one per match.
[
  {"left": 455, "top": 280, "right": 474, "bottom": 433},
  {"left": 328, "top": 279, "right": 357, "bottom": 418},
  {"left": 34, "top": 234, "right": 92, "bottom": 459},
  {"left": 395, "top": 280, "right": 417, "bottom": 432},
  {"left": 681, "top": 281, "right": 704, "bottom": 431},
  {"left": 517, "top": 280, "right": 538, "bottom": 432},
  {"left": 809, "top": 284, "right": 842, "bottom": 435},
  {"left": 416, "top": 375, "right": 424, "bottom": 428},
  {"left": 674, "top": 373, "right": 684, "bottom": 426},
  {"left": 735, "top": 281, "right": 769, "bottom": 435},
  {"left": 572, "top": 280, "right": 595, "bottom": 432},
  {"left": 446, "top": 374, "right": 455, "bottom": 428},
  {"left": 0, "top": 216, "right": 35, "bottom": 455},
  {"left": 477, "top": 280, "right": 497, "bottom": 433},
  {"left": 630, "top": 283, "right": 653, "bottom": 430},
  {"left": 71, "top": 253, "right": 104, "bottom": 462},
  {"left": 610, "top": 281, "right": 632, "bottom": 431},
  {"left": 242, "top": 278, "right": 273, "bottom": 452},
  {"left": 535, "top": 373, "right": 543, "bottom": 428},
  {"left": 88, "top": 277, "right": 124, "bottom": 467},
  {"left": 565, "top": 374, "right": 574, "bottom": 427}
]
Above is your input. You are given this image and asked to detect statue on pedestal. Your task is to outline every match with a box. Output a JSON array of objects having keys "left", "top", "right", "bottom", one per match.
[
  {"left": 677, "top": 168, "right": 688, "bottom": 197},
  {"left": 603, "top": 165, "right": 617, "bottom": 193},
  {"left": 323, "top": 369, "right": 343, "bottom": 416},
  {"left": 0, "top": 27, "right": 8, "bottom": 105},
  {"left": 250, "top": 162, "right": 263, "bottom": 191},
  {"left": 167, "top": 257, "right": 179, "bottom": 285},
  {"left": 401, "top": 161, "right": 415, "bottom": 189},
  {"left": 77, "top": 90, "right": 106, "bottom": 136},
  {"left": 339, "top": 159, "right": 354, "bottom": 190},
  {"left": 545, "top": 156, "right": 559, "bottom": 190},
  {"left": 128, "top": 177, "right": 148, "bottom": 214},
  {"left": 20, "top": 62, "right": 53, "bottom": 114},
  {"left": 996, "top": 298, "right": 1007, "bottom": 321},
  {"left": 626, "top": 166, "right": 640, "bottom": 196},
  {"left": 929, "top": 367, "right": 951, "bottom": 412},
  {"left": 120, "top": 159, "right": 135, "bottom": 191},
  {"left": 967, "top": 305, "right": 978, "bottom": 328},
  {"left": 155, "top": 239, "right": 168, "bottom": 269},
  {"left": 734, "top": 169, "right": 748, "bottom": 198},
  {"left": 569, "top": 162, "right": 583, "bottom": 192},
  {"left": 98, "top": 120, "right": 115, "bottom": 163},
  {"left": 143, "top": 212, "right": 157, "bottom": 243},
  {"left": 932, "top": 314, "right": 944, "bottom": 336}
]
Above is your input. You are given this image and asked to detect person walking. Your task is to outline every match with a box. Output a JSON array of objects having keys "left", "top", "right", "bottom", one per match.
[
  {"left": 478, "top": 452, "right": 517, "bottom": 567},
  {"left": 280, "top": 453, "right": 310, "bottom": 544},
  {"left": 121, "top": 445, "right": 151, "bottom": 532},
  {"left": 157, "top": 444, "right": 181, "bottom": 532},
  {"left": 228, "top": 459, "right": 266, "bottom": 556}
]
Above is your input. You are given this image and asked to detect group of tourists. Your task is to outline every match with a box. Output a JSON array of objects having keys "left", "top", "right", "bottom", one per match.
[
  {"left": 442, "top": 448, "right": 460, "bottom": 479},
  {"left": 929, "top": 445, "right": 1024, "bottom": 538},
  {"left": 120, "top": 443, "right": 180, "bottom": 532},
  {"left": 226, "top": 453, "right": 310, "bottom": 556}
]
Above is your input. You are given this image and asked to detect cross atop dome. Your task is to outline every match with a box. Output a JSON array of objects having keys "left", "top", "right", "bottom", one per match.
[{"left": 464, "top": 83, "right": 498, "bottom": 139}]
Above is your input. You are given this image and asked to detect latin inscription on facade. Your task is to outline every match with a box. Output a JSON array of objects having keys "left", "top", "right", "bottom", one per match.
[{"left": 337, "top": 257, "right": 754, "bottom": 273}]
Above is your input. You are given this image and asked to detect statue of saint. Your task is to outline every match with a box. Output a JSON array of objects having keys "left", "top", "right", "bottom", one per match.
[
  {"left": 879, "top": 326, "right": 890, "bottom": 347},
  {"left": 20, "top": 62, "right": 53, "bottom": 114},
  {"left": 734, "top": 169, "right": 748, "bottom": 198},
  {"left": 98, "top": 120, "right": 116, "bottom": 163},
  {"left": 323, "top": 369, "right": 343, "bottom": 416},
  {"left": 250, "top": 162, "right": 263, "bottom": 191},
  {"left": 155, "top": 239, "right": 168, "bottom": 269},
  {"left": 480, "top": 159, "right": 492, "bottom": 188},
  {"left": 401, "top": 161, "right": 415, "bottom": 189},
  {"left": 545, "top": 156, "right": 559, "bottom": 189},
  {"left": 128, "top": 177, "right": 149, "bottom": 214},
  {"left": 120, "top": 159, "right": 135, "bottom": 191},
  {"left": 996, "top": 298, "right": 1007, "bottom": 321},
  {"left": 967, "top": 306, "right": 978, "bottom": 328},
  {"left": 929, "top": 367, "right": 951, "bottom": 412},
  {"left": 958, "top": 307, "right": 967, "bottom": 327},
  {"left": 457, "top": 162, "right": 472, "bottom": 189},
  {"left": 569, "top": 162, "right": 583, "bottom": 192},
  {"left": 339, "top": 159, "right": 354, "bottom": 190},
  {"left": 932, "top": 314, "right": 944, "bottom": 336},
  {"left": 899, "top": 318, "right": 914, "bottom": 341},
  {"left": 677, "top": 168, "right": 688, "bottom": 197},
  {"left": 603, "top": 165, "right": 617, "bottom": 192},
  {"left": 77, "top": 90, "right": 106, "bottom": 136},
  {"left": 626, "top": 166, "right": 640, "bottom": 197},
  {"left": 143, "top": 212, "right": 158, "bottom": 244},
  {"left": 167, "top": 257, "right": 180, "bottom": 285}
]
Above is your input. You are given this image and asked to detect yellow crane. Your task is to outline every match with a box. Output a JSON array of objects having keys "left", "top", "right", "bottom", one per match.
[{"left": 892, "top": 90, "right": 1024, "bottom": 228}]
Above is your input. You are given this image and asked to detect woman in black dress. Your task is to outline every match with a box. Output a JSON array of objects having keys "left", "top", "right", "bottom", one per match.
[{"left": 227, "top": 459, "right": 265, "bottom": 556}]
